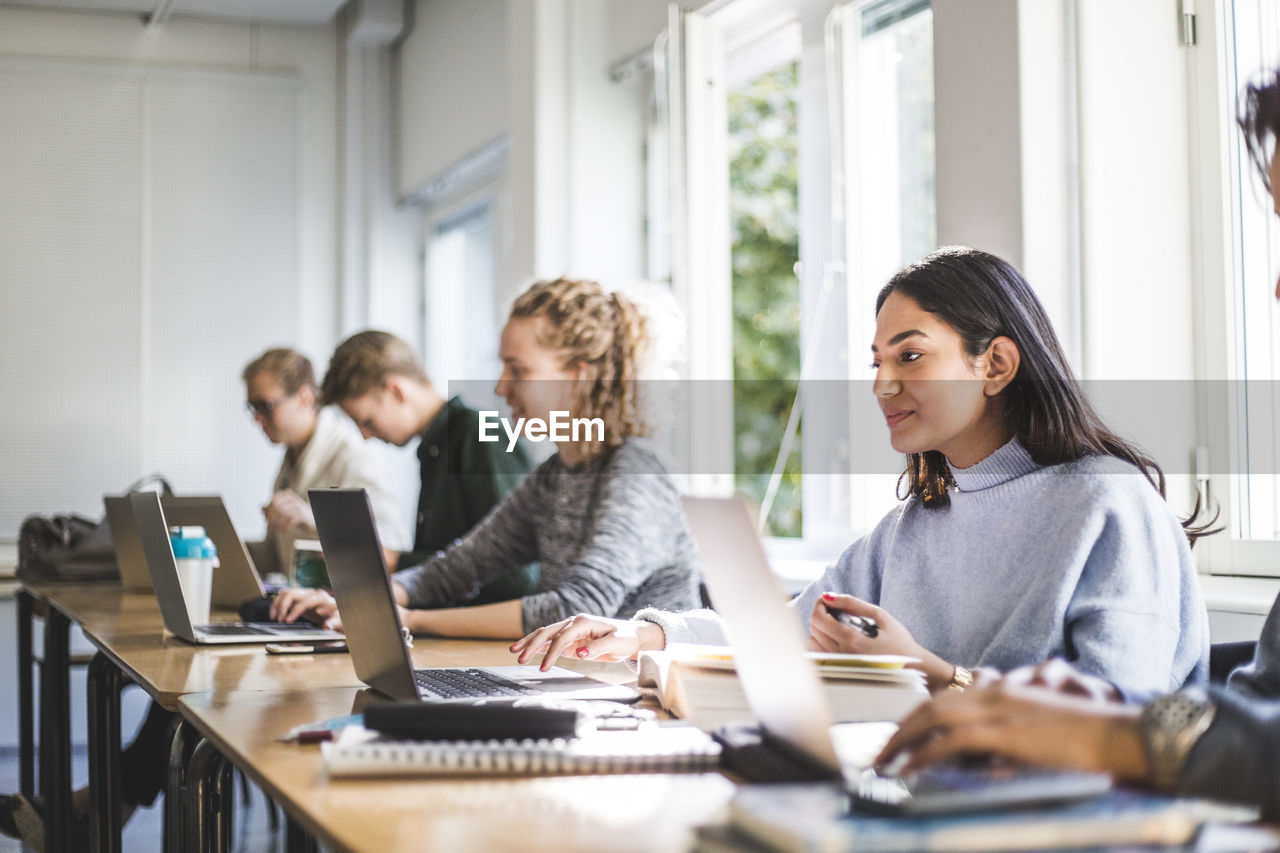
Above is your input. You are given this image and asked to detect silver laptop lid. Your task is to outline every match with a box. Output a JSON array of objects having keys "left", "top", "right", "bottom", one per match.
[
  {"left": 309, "top": 487, "right": 419, "bottom": 701},
  {"left": 681, "top": 495, "right": 841, "bottom": 773},
  {"left": 129, "top": 491, "right": 199, "bottom": 641},
  {"left": 104, "top": 495, "right": 151, "bottom": 590},
  {"left": 160, "top": 496, "right": 264, "bottom": 606}
]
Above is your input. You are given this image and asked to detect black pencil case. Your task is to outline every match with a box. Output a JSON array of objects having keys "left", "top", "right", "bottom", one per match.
[{"left": 363, "top": 700, "right": 585, "bottom": 741}]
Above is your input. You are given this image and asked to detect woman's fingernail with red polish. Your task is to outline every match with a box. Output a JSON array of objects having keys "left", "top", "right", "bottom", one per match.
[
  {"left": 822, "top": 592, "right": 835, "bottom": 601},
  {"left": 576, "top": 647, "right": 590, "bottom": 657}
]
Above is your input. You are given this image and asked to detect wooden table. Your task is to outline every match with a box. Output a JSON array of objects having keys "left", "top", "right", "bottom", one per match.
[
  {"left": 177, "top": 686, "right": 735, "bottom": 853},
  {"left": 18, "top": 582, "right": 167, "bottom": 853},
  {"left": 19, "top": 580, "right": 724, "bottom": 852},
  {"left": 17, "top": 581, "right": 372, "bottom": 852}
]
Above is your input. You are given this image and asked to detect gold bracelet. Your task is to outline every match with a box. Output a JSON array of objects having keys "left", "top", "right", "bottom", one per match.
[{"left": 947, "top": 664, "right": 974, "bottom": 690}]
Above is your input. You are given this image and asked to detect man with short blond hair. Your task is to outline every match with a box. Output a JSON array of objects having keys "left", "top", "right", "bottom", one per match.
[{"left": 322, "top": 330, "right": 537, "bottom": 601}]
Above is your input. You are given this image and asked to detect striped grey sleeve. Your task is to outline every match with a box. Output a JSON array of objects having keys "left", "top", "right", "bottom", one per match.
[{"left": 393, "top": 473, "right": 540, "bottom": 608}]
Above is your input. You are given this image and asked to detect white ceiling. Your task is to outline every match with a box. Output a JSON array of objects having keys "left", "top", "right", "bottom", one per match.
[{"left": 0, "top": 0, "right": 349, "bottom": 26}]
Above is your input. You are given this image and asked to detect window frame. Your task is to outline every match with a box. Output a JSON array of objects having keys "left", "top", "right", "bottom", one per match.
[
  {"left": 667, "top": 0, "right": 936, "bottom": 570},
  {"left": 421, "top": 181, "right": 505, "bottom": 396},
  {"left": 1190, "top": 0, "right": 1280, "bottom": 578}
]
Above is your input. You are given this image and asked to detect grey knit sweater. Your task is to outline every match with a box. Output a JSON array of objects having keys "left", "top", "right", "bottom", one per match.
[
  {"left": 637, "top": 438, "right": 1208, "bottom": 703},
  {"left": 394, "top": 437, "right": 702, "bottom": 632}
]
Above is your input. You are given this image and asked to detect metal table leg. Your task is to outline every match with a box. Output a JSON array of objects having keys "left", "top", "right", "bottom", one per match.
[
  {"left": 17, "top": 589, "right": 35, "bottom": 799},
  {"left": 185, "top": 739, "right": 231, "bottom": 853},
  {"left": 88, "top": 651, "right": 130, "bottom": 853},
  {"left": 39, "top": 606, "right": 71, "bottom": 853},
  {"left": 165, "top": 719, "right": 198, "bottom": 853}
]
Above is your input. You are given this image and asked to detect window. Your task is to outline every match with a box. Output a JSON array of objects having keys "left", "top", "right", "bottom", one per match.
[
  {"left": 1195, "top": 0, "right": 1280, "bottom": 575},
  {"left": 1226, "top": 0, "right": 1280, "bottom": 541},
  {"left": 664, "top": 0, "right": 935, "bottom": 556},
  {"left": 728, "top": 37, "right": 802, "bottom": 537},
  {"left": 837, "top": 0, "right": 936, "bottom": 535},
  {"left": 424, "top": 199, "right": 500, "bottom": 390}
]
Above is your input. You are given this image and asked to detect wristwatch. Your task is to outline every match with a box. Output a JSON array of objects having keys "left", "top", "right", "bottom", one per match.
[
  {"left": 1139, "top": 688, "right": 1216, "bottom": 791},
  {"left": 947, "top": 664, "right": 974, "bottom": 691}
]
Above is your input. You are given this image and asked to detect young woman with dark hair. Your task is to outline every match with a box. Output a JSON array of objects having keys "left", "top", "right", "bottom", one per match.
[
  {"left": 873, "top": 68, "right": 1280, "bottom": 821},
  {"left": 514, "top": 247, "right": 1211, "bottom": 702}
]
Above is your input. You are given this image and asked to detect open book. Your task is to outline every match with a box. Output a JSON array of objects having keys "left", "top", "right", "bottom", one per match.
[
  {"left": 636, "top": 644, "right": 928, "bottom": 729},
  {"left": 321, "top": 721, "right": 722, "bottom": 778}
]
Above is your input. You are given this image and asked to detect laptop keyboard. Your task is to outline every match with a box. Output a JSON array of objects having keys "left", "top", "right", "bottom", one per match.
[
  {"left": 197, "top": 622, "right": 327, "bottom": 636},
  {"left": 198, "top": 623, "right": 274, "bottom": 636},
  {"left": 413, "top": 668, "right": 541, "bottom": 699}
]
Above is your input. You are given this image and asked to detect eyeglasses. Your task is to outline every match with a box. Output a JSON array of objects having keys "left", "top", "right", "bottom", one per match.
[{"left": 245, "top": 395, "right": 291, "bottom": 418}]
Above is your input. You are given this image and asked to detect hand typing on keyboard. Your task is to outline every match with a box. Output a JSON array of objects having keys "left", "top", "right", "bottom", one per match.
[{"left": 269, "top": 588, "right": 343, "bottom": 632}]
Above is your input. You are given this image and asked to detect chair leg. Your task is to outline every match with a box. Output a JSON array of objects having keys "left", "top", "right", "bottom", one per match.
[
  {"left": 184, "top": 738, "right": 228, "bottom": 853},
  {"left": 87, "top": 652, "right": 130, "bottom": 853},
  {"left": 165, "top": 721, "right": 198, "bottom": 852},
  {"left": 285, "top": 815, "right": 318, "bottom": 853},
  {"left": 216, "top": 760, "right": 234, "bottom": 851}
]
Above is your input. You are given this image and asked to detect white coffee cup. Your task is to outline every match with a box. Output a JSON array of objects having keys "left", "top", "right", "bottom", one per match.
[{"left": 169, "top": 525, "right": 217, "bottom": 627}]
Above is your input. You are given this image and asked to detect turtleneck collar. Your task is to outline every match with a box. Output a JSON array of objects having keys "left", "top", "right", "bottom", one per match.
[{"left": 947, "top": 437, "right": 1039, "bottom": 492}]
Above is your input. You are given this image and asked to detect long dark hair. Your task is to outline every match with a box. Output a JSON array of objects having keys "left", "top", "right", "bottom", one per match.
[
  {"left": 876, "top": 246, "right": 1218, "bottom": 547},
  {"left": 1239, "top": 69, "right": 1280, "bottom": 192}
]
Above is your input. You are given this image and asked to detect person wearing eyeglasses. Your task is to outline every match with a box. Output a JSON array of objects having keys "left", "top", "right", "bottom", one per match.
[
  {"left": 0, "top": 346, "right": 415, "bottom": 848},
  {"left": 242, "top": 347, "right": 408, "bottom": 574}
]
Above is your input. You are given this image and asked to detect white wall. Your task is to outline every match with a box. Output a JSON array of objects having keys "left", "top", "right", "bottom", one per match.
[
  {"left": 0, "top": 7, "right": 340, "bottom": 540},
  {"left": 397, "top": 0, "right": 667, "bottom": 317},
  {"left": 397, "top": 0, "right": 509, "bottom": 199},
  {"left": 932, "top": 1, "right": 1026, "bottom": 267},
  {"left": 564, "top": 0, "right": 667, "bottom": 286},
  {"left": 0, "top": 8, "right": 340, "bottom": 362},
  {"left": 1076, "top": 0, "right": 1195, "bottom": 382}
]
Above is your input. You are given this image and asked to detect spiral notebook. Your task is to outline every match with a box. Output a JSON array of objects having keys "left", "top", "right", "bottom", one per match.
[{"left": 321, "top": 723, "right": 722, "bottom": 778}]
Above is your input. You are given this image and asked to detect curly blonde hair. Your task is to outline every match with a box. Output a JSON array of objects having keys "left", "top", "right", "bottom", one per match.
[
  {"left": 510, "top": 278, "right": 649, "bottom": 459},
  {"left": 319, "top": 330, "right": 429, "bottom": 406}
]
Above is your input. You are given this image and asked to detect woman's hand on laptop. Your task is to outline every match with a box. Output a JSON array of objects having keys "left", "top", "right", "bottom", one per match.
[
  {"left": 269, "top": 588, "right": 344, "bottom": 631},
  {"left": 811, "top": 593, "right": 955, "bottom": 690},
  {"left": 510, "top": 614, "right": 665, "bottom": 672}
]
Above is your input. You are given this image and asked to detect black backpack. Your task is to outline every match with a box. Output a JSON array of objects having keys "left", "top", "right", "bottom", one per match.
[{"left": 16, "top": 474, "right": 172, "bottom": 584}]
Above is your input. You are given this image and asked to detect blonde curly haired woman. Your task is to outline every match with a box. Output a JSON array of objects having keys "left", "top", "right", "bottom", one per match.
[{"left": 272, "top": 277, "right": 702, "bottom": 637}]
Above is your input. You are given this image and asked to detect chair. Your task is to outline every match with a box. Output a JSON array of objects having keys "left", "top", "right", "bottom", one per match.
[{"left": 1209, "top": 641, "right": 1258, "bottom": 684}]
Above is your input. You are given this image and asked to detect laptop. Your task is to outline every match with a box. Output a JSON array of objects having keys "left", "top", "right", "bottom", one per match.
[
  {"left": 309, "top": 487, "right": 641, "bottom": 704},
  {"left": 682, "top": 495, "right": 1113, "bottom": 815},
  {"left": 106, "top": 494, "right": 265, "bottom": 606},
  {"left": 129, "top": 491, "right": 343, "bottom": 645}
]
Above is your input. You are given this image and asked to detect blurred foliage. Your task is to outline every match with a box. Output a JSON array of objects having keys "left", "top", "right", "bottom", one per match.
[{"left": 728, "top": 62, "right": 802, "bottom": 538}]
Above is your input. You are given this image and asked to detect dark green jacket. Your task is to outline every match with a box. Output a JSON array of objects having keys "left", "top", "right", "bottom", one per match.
[{"left": 398, "top": 396, "right": 538, "bottom": 603}]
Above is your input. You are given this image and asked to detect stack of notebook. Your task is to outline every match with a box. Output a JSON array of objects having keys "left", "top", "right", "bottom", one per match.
[
  {"left": 636, "top": 644, "right": 928, "bottom": 729},
  {"left": 322, "top": 721, "right": 722, "bottom": 778}
]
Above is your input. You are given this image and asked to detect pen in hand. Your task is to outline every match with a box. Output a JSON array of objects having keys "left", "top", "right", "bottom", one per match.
[{"left": 826, "top": 604, "right": 879, "bottom": 638}]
